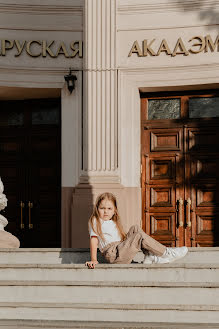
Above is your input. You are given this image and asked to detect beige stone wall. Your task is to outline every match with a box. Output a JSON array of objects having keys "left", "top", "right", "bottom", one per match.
[
  {"left": 117, "top": 0, "right": 219, "bottom": 69},
  {"left": 1, "top": 0, "right": 219, "bottom": 247},
  {"left": 117, "top": 0, "right": 219, "bottom": 189},
  {"left": 0, "top": 0, "right": 84, "bottom": 247},
  {"left": 66, "top": 0, "right": 219, "bottom": 247},
  {"left": 0, "top": 0, "right": 83, "bottom": 88}
]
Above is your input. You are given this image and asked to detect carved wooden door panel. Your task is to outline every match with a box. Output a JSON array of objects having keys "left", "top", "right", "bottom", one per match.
[
  {"left": 141, "top": 92, "right": 219, "bottom": 247},
  {"left": 185, "top": 124, "right": 219, "bottom": 246},
  {"left": 142, "top": 126, "right": 184, "bottom": 246},
  {"left": 28, "top": 123, "right": 61, "bottom": 247}
]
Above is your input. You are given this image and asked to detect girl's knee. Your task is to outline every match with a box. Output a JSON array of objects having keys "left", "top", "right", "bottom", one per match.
[{"left": 129, "top": 225, "right": 141, "bottom": 233}]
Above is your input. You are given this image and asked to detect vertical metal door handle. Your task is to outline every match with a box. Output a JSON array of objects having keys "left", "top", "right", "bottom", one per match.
[
  {"left": 20, "top": 201, "right": 25, "bottom": 229},
  {"left": 28, "top": 201, "right": 33, "bottom": 229},
  {"left": 186, "top": 198, "right": 192, "bottom": 227},
  {"left": 177, "top": 198, "right": 184, "bottom": 227}
]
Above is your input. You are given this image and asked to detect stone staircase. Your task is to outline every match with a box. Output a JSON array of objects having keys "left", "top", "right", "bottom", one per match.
[{"left": 0, "top": 248, "right": 218, "bottom": 329}]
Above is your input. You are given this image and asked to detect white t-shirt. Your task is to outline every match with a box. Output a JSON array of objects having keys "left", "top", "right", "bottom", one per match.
[{"left": 89, "top": 217, "right": 121, "bottom": 252}]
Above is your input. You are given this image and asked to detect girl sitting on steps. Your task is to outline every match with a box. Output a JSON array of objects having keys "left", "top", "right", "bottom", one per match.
[{"left": 85, "top": 192, "right": 188, "bottom": 269}]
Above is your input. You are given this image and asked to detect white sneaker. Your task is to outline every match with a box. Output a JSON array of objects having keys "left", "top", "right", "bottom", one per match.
[
  {"left": 162, "top": 247, "right": 188, "bottom": 263},
  {"left": 143, "top": 247, "right": 188, "bottom": 264},
  {"left": 143, "top": 253, "right": 168, "bottom": 264}
]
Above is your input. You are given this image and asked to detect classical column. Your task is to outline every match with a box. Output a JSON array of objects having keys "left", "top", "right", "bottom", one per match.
[
  {"left": 69, "top": 0, "right": 119, "bottom": 247},
  {"left": 82, "top": 0, "right": 118, "bottom": 183}
]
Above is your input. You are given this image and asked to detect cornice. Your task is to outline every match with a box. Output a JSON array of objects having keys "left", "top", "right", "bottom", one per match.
[
  {"left": 0, "top": 66, "right": 81, "bottom": 76},
  {"left": 117, "top": 24, "right": 219, "bottom": 32},
  {"left": 118, "top": 0, "right": 219, "bottom": 14},
  {"left": 118, "top": 63, "right": 219, "bottom": 88},
  {"left": 119, "top": 62, "right": 219, "bottom": 74},
  {"left": 0, "top": 67, "right": 66, "bottom": 87},
  {"left": 0, "top": 3, "right": 83, "bottom": 15}
]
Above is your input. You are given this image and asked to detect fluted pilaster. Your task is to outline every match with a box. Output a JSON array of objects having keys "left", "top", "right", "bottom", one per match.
[{"left": 82, "top": 0, "right": 118, "bottom": 181}]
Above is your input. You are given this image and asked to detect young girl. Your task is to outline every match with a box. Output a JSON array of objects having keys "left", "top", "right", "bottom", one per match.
[{"left": 85, "top": 192, "right": 188, "bottom": 269}]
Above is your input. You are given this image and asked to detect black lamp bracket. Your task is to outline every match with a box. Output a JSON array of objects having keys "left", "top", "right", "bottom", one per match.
[{"left": 64, "top": 68, "right": 77, "bottom": 94}]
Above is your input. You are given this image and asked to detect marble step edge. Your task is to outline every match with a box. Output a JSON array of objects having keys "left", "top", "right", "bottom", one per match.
[
  {"left": 1, "top": 309, "right": 219, "bottom": 326},
  {"left": 0, "top": 263, "right": 219, "bottom": 269},
  {"left": 0, "top": 247, "right": 218, "bottom": 252},
  {"left": 0, "top": 302, "right": 219, "bottom": 311},
  {"left": 0, "top": 320, "right": 219, "bottom": 329},
  {"left": 0, "top": 280, "right": 218, "bottom": 287}
]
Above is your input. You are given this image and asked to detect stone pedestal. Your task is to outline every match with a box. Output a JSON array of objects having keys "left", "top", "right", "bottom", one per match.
[
  {"left": 0, "top": 230, "right": 20, "bottom": 248},
  {"left": 0, "top": 215, "right": 20, "bottom": 248},
  {"left": 0, "top": 178, "right": 20, "bottom": 248}
]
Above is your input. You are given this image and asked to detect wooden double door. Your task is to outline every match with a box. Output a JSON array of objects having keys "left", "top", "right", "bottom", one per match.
[
  {"left": 141, "top": 91, "right": 219, "bottom": 247},
  {"left": 0, "top": 98, "right": 61, "bottom": 247}
]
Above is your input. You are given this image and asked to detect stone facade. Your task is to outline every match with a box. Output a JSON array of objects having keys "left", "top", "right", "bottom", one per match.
[{"left": 0, "top": 0, "right": 218, "bottom": 247}]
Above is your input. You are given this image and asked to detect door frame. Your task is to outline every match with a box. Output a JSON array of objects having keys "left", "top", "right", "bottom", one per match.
[
  {"left": 141, "top": 90, "right": 219, "bottom": 247},
  {"left": 0, "top": 98, "right": 62, "bottom": 247}
]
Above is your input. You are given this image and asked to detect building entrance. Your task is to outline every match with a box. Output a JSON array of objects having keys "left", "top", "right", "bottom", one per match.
[
  {"left": 141, "top": 91, "right": 219, "bottom": 247},
  {"left": 0, "top": 98, "right": 61, "bottom": 247}
]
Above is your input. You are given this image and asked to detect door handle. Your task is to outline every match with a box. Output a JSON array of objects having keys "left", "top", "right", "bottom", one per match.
[
  {"left": 177, "top": 198, "right": 184, "bottom": 227},
  {"left": 28, "top": 201, "right": 33, "bottom": 229},
  {"left": 20, "top": 201, "right": 25, "bottom": 229},
  {"left": 186, "top": 198, "right": 192, "bottom": 227}
]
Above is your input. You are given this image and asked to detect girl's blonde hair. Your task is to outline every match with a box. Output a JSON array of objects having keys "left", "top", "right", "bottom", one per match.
[{"left": 88, "top": 192, "right": 126, "bottom": 242}]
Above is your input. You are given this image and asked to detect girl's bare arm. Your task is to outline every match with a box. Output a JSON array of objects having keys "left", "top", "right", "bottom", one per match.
[{"left": 85, "top": 236, "right": 99, "bottom": 269}]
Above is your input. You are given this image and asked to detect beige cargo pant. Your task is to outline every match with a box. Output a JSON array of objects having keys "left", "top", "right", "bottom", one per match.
[{"left": 102, "top": 225, "right": 166, "bottom": 264}]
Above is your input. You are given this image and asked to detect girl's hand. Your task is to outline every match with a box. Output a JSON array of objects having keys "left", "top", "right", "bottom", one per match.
[{"left": 85, "top": 260, "right": 99, "bottom": 269}]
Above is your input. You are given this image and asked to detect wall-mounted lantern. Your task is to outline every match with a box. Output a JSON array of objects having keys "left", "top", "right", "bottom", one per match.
[{"left": 64, "top": 68, "right": 77, "bottom": 94}]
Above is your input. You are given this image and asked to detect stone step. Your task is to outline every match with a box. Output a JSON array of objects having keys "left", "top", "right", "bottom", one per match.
[
  {"left": 0, "top": 263, "right": 218, "bottom": 283},
  {"left": 0, "top": 320, "right": 219, "bottom": 329},
  {"left": 0, "top": 304, "right": 218, "bottom": 324},
  {"left": 0, "top": 247, "right": 218, "bottom": 264},
  {"left": 0, "top": 280, "right": 218, "bottom": 287},
  {"left": 0, "top": 248, "right": 218, "bottom": 326},
  {"left": 1, "top": 320, "right": 219, "bottom": 329},
  {"left": 0, "top": 283, "right": 218, "bottom": 306},
  {"left": 1, "top": 302, "right": 219, "bottom": 311}
]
